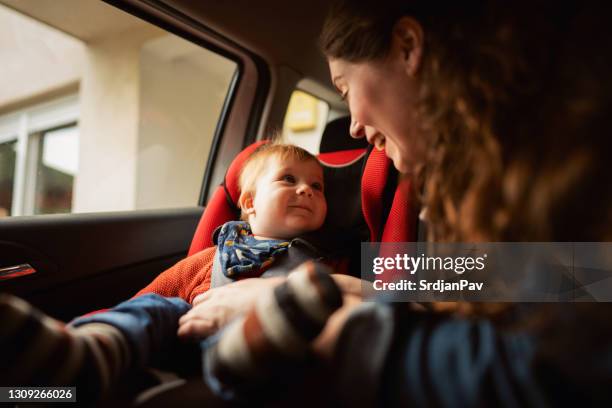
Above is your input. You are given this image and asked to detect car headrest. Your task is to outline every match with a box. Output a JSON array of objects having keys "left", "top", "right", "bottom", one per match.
[
  {"left": 316, "top": 116, "right": 370, "bottom": 243},
  {"left": 319, "top": 116, "right": 368, "bottom": 153}
]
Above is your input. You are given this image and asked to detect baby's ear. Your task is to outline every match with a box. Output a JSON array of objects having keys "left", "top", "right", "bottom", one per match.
[{"left": 238, "top": 192, "right": 255, "bottom": 215}]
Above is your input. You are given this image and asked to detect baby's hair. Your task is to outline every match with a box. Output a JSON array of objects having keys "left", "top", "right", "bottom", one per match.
[{"left": 238, "top": 142, "right": 322, "bottom": 220}]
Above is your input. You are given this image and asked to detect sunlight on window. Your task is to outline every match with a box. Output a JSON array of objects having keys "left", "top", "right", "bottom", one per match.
[{"left": 41, "top": 126, "right": 79, "bottom": 176}]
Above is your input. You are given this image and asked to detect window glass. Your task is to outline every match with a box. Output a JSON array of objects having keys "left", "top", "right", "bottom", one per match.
[
  {"left": 0, "top": 2, "right": 237, "bottom": 216},
  {"left": 33, "top": 125, "right": 78, "bottom": 215},
  {"left": 0, "top": 139, "right": 17, "bottom": 217},
  {"left": 282, "top": 90, "right": 330, "bottom": 154}
]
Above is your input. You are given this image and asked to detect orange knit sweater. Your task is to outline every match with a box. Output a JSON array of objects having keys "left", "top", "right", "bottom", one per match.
[
  {"left": 135, "top": 246, "right": 217, "bottom": 304},
  {"left": 134, "top": 245, "right": 349, "bottom": 306}
]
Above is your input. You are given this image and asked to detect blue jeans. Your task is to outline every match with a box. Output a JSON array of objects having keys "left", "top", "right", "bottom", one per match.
[
  {"left": 71, "top": 293, "right": 192, "bottom": 367},
  {"left": 70, "top": 293, "right": 247, "bottom": 400}
]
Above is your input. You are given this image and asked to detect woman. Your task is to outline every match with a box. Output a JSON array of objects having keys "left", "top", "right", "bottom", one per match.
[
  {"left": 149, "top": 0, "right": 612, "bottom": 405},
  {"left": 314, "top": 0, "right": 612, "bottom": 406}
]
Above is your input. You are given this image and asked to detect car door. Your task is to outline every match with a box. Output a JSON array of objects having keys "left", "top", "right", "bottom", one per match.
[{"left": 0, "top": 0, "right": 269, "bottom": 321}]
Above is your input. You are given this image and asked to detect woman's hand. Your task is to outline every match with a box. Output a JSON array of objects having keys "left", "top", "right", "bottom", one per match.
[
  {"left": 312, "top": 293, "right": 363, "bottom": 359},
  {"left": 177, "top": 276, "right": 285, "bottom": 339},
  {"left": 310, "top": 274, "right": 369, "bottom": 358},
  {"left": 331, "top": 274, "right": 372, "bottom": 299}
]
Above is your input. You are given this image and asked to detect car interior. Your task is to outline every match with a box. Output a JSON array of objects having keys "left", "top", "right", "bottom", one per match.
[{"left": 0, "top": 0, "right": 419, "bottom": 405}]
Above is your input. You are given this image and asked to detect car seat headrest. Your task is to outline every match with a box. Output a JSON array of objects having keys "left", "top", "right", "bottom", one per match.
[
  {"left": 313, "top": 116, "right": 370, "bottom": 241},
  {"left": 319, "top": 152, "right": 370, "bottom": 243},
  {"left": 319, "top": 116, "right": 368, "bottom": 153}
]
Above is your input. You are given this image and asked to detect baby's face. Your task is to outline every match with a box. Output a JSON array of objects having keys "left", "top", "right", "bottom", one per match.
[{"left": 246, "top": 156, "right": 327, "bottom": 239}]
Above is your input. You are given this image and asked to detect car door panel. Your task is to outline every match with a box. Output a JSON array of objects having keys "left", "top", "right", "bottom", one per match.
[{"left": 0, "top": 207, "right": 203, "bottom": 320}]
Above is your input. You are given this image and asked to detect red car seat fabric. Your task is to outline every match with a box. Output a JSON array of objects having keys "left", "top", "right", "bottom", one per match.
[
  {"left": 381, "top": 175, "right": 417, "bottom": 242},
  {"left": 361, "top": 147, "right": 392, "bottom": 242},
  {"left": 362, "top": 148, "right": 417, "bottom": 243},
  {"left": 187, "top": 141, "right": 267, "bottom": 256},
  {"left": 318, "top": 148, "right": 367, "bottom": 167}
]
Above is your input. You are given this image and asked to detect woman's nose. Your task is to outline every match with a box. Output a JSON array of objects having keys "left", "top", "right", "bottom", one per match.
[
  {"left": 350, "top": 119, "right": 366, "bottom": 139},
  {"left": 296, "top": 184, "right": 313, "bottom": 197}
]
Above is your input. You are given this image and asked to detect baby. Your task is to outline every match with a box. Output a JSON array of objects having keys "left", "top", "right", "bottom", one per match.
[
  {"left": 0, "top": 143, "right": 343, "bottom": 402},
  {"left": 211, "top": 142, "right": 328, "bottom": 286}
]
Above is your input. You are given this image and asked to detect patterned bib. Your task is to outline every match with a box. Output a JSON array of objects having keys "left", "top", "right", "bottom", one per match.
[{"left": 216, "top": 221, "right": 290, "bottom": 279}]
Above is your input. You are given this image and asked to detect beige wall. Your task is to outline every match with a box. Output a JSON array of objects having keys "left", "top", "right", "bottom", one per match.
[
  {"left": 73, "top": 26, "right": 163, "bottom": 212},
  {"left": 0, "top": 4, "right": 84, "bottom": 110}
]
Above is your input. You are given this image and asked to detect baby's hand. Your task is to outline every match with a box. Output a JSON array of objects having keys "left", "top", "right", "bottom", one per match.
[{"left": 177, "top": 276, "right": 285, "bottom": 339}]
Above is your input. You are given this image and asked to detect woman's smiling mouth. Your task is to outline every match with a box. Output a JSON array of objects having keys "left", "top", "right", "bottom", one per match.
[
  {"left": 367, "top": 134, "right": 386, "bottom": 151},
  {"left": 288, "top": 205, "right": 312, "bottom": 212}
]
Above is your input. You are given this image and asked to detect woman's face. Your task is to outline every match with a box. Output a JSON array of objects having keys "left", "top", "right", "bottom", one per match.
[{"left": 328, "top": 20, "right": 425, "bottom": 173}]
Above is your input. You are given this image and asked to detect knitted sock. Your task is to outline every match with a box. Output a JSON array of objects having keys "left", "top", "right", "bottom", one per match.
[
  {"left": 0, "top": 294, "right": 130, "bottom": 401},
  {"left": 204, "top": 261, "right": 343, "bottom": 397}
]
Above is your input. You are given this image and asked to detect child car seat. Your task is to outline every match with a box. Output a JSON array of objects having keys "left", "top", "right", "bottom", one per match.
[{"left": 187, "top": 116, "right": 417, "bottom": 262}]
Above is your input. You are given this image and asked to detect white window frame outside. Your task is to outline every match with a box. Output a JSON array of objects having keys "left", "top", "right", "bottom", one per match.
[{"left": 0, "top": 94, "right": 79, "bottom": 216}]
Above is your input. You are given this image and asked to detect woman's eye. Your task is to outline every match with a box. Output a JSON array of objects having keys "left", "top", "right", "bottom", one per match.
[
  {"left": 312, "top": 182, "right": 323, "bottom": 191},
  {"left": 282, "top": 174, "right": 296, "bottom": 183}
]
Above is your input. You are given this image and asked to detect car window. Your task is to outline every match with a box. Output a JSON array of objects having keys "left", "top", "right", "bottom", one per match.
[
  {"left": 281, "top": 90, "right": 330, "bottom": 155},
  {"left": 0, "top": 2, "right": 237, "bottom": 217}
]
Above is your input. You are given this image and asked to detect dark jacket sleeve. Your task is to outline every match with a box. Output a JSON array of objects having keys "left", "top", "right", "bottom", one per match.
[{"left": 332, "top": 303, "right": 546, "bottom": 408}]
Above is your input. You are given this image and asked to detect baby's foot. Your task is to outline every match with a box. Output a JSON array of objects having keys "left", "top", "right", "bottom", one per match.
[{"left": 203, "top": 261, "right": 343, "bottom": 397}]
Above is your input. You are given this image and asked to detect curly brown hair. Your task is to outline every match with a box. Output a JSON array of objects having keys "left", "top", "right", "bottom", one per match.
[{"left": 320, "top": 0, "right": 612, "bottom": 243}]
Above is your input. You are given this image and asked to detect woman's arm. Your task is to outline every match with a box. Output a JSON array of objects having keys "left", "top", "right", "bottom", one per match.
[
  {"left": 330, "top": 274, "right": 368, "bottom": 298},
  {"left": 177, "top": 276, "right": 285, "bottom": 338},
  {"left": 321, "top": 303, "right": 543, "bottom": 407}
]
